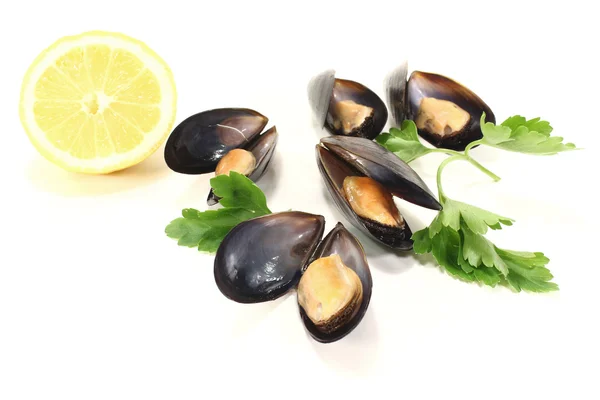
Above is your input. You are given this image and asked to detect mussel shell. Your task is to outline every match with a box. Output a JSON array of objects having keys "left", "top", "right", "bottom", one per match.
[
  {"left": 207, "top": 126, "right": 279, "bottom": 206},
  {"left": 316, "top": 145, "right": 414, "bottom": 250},
  {"left": 299, "top": 222, "right": 373, "bottom": 343},
  {"left": 307, "top": 69, "right": 336, "bottom": 128},
  {"left": 385, "top": 61, "right": 409, "bottom": 127},
  {"left": 320, "top": 136, "right": 441, "bottom": 211},
  {"left": 406, "top": 71, "right": 495, "bottom": 151},
  {"left": 214, "top": 211, "right": 325, "bottom": 303},
  {"left": 165, "top": 108, "right": 268, "bottom": 174},
  {"left": 308, "top": 71, "right": 388, "bottom": 140}
]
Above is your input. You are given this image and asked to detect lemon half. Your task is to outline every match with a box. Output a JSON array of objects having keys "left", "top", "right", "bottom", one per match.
[{"left": 19, "top": 31, "right": 177, "bottom": 174}]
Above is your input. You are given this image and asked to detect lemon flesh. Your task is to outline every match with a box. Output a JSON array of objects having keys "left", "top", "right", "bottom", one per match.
[{"left": 19, "top": 31, "right": 177, "bottom": 174}]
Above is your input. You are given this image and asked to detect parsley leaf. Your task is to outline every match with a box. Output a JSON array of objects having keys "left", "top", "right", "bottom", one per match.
[
  {"left": 412, "top": 200, "right": 557, "bottom": 292},
  {"left": 480, "top": 113, "right": 577, "bottom": 155},
  {"left": 210, "top": 171, "right": 271, "bottom": 214},
  {"left": 497, "top": 248, "right": 558, "bottom": 292},
  {"left": 428, "top": 198, "right": 513, "bottom": 237},
  {"left": 461, "top": 223, "right": 508, "bottom": 276},
  {"left": 165, "top": 172, "right": 272, "bottom": 254},
  {"left": 166, "top": 208, "right": 256, "bottom": 253},
  {"left": 375, "top": 120, "right": 432, "bottom": 163}
]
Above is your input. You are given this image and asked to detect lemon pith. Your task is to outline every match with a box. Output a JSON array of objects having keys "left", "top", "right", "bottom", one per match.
[{"left": 19, "top": 31, "right": 177, "bottom": 174}]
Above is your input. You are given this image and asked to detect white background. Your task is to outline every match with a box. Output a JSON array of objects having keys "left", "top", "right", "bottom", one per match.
[{"left": 1, "top": 1, "right": 599, "bottom": 399}]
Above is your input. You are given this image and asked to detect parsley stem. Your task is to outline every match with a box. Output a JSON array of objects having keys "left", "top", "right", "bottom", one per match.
[
  {"left": 464, "top": 139, "right": 484, "bottom": 156},
  {"left": 428, "top": 147, "right": 500, "bottom": 182},
  {"left": 436, "top": 155, "right": 462, "bottom": 203}
]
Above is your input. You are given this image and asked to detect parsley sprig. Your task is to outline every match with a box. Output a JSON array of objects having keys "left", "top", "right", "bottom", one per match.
[
  {"left": 165, "top": 172, "right": 272, "bottom": 253},
  {"left": 376, "top": 114, "right": 578, "bottom": 293}
]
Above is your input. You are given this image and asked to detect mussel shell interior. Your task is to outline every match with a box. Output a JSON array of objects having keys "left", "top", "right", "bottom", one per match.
[
  {"left": 165, "top": 108, "right": 268, "bottom": 174},
  {"left": 320, "top": 136, "right": 441, "bottom": 211},
  {"left": 315, "top": 145, "right": 414, "bottom": 250},
  {"left": 406, "top": 71, "right": 495, "bottom": 150},
  {"left": 214, "top": 211, "right": 325, "bottom": 303},
  {"left": 325, "top": 78, "right": 388, "bottom": 140},
  {"left": 299, "top": 222, "right": 373, "bottom": 343},
  {"left": 207, "top": 126, "right": 279, "bottom": 206}
]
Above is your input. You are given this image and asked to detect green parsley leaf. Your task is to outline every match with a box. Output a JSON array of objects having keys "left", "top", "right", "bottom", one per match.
[
  {"left": 480, "top": 113, "right": 577, "bottom": 155},
  {"left": 165, "top": 172, "right": 273, "bottom": 254},
  {"left": 413, "top": 198, "right": 557, "bottom": 291},
  {"left": 412, "top": 228, "right": 433, "bottom": 254},
  {"left": 496, "top": 248, "right": 558, "bottom": 292},
  {"left": 461, "top": 223, "right": 509, "bottom": 276},
  {"left": 430, "top": 227, "right": 476, "bottom": 283},
  {"left": 429, "top": 198, "right": 513, "bottom": 237},
  {"left": 166, "top": 208, "right": 256, "bottom": 253},
  {"left": 375, "top": 120, "right": 432, "bottom": 163},
  {"left": 210, "top": 171, "right": 271, "bottom": 214}
]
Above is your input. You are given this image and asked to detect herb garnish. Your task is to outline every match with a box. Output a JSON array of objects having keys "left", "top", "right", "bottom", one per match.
[
  {"left": 165, "top": 172, "right": 272, "bottom": 253},
  {"left": 376, "top": 115, "right": 577, "bottom": 292}
]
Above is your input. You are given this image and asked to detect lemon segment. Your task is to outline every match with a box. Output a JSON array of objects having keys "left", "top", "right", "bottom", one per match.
[{"left": 20, "top": 31, "right": 177, "bottom": 174}]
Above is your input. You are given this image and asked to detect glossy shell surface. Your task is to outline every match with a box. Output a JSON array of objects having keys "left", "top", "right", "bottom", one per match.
[
  {"left": 165, "top": 108, "right": 268, "bottom": 174},
  {"left": 308, "top": 71, "right": 388, "bottom": 140},
  {"left": 317, "top": 136, "right": 441, "bottom": 250},
  {"left": 214, "top": 211, "right": 325, "bottom": 303},
  {"left": 406, "top": 71, "right": 495, "bottom": 150}
]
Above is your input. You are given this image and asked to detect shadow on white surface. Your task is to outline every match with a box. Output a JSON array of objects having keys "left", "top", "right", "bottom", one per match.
[
  {"left": 25, "top": 145, "right": 170, "bottom": 197},
  {"left": 230, "top": 293, "right": 292, "bottom": 339},
  {"left": 309, "top": 306, "right": 380, "bottom": 376},
  {"left": 256, "top": 151, "right": 283, "bottom": 203}
]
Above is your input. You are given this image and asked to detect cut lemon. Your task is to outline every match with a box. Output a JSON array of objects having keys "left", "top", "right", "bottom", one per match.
[{"left": 19, "top": 31, "right": 177, "bottom": 174}]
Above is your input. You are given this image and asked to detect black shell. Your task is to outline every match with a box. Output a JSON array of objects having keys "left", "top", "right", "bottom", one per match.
[
  {"left": 299, "top": 222, "right": 372, "bottom": 343},
  {"left": 308, "top": 71, "right": 388, "bottom": 140},
  {"left": 317, "top": 136, "right": 441, "bottom": 250},
  {"left": 386, "top": 65, "right": 495, "bottom": 151},
  {"left": 320, "top": 136, "right": 441, "bottom": 210},
  {"left": 164, "top": 108, "right": 268, "bottom": 174},
  {"left": 207, "top": 126, "right": 279, "bottom": 206},
  {"left": 213, "top": 211, "right": 325, "bottom": 303}
]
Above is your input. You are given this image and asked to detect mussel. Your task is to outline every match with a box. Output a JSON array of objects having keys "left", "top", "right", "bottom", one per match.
[
  {"left": 214, "top": 211, "right": 372, "bottom": 343},
  {"left": 308, "top": 70, "right": 388, "bottom": 140},
  {"left": 386, "top": 62, "right": 495, "bottom": 151},
  {"left": 163, "top": 108, "right": 278, "bottom": 205},
  {"left": 316, "top": 136, "right": 442, "bottom": 250}
]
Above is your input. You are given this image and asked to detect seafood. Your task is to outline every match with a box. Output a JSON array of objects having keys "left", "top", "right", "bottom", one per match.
[
  {"left": 163, "top": 108, "right": 278, "bottom": 205},
  {"left": 386, "top": 62, "right": 495, "bottom": 150},
  {"left": 316, "top": 136, "right": 441, "bottom": 250},
  {"left": 308, "top": 70, "right": 388, "bottom": 140},
  {"left": 213, "top": 212, "right": 372, "bottom": 343}
]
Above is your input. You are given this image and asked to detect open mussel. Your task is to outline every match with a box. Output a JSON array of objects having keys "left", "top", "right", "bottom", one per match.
[
  {"left": 316, "top": 136, "right": 441, "bottom": 250},
  {"left": 214, "top": 211, "right": 372, "bottom": 343},
  {"left": 308, "top": 70, "right": 388, "bottom": 140},
  {"left": 207, "top": 126, "right": 278, "bottom": 205},
  {"left": 163, "top": 108, "right": 278, "bottom": 205},
  {"left": 386, "top": 62, "right": 495, "bottom": 151}
]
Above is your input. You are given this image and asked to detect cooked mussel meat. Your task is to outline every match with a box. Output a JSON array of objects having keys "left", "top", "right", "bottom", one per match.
[
  {"left": 213, "top": 211, "right": 372, "bottom": 343},
  {"left": 299, "top": 222, "right": 372, "bottom": 343},
  {"left": 386, "top": 63, "right": 495, "bottom": 151},
  {"left": 207, "top": 126, "right": 278, "bottom": 205},
  {"left": 298, "top": 254, "right": 363, "bottom": 334},
  {"left": 162, "top": 107, "right": 277, "bottom": 205},
  {"left": 316, "top": 136, "right": 441, "bottom": 250},
  {"left": 308, "top": 70, "right": 388, "bottom": 140},
  {"left": 164, "top": 108, "right": 268, "bottom": 174}
]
